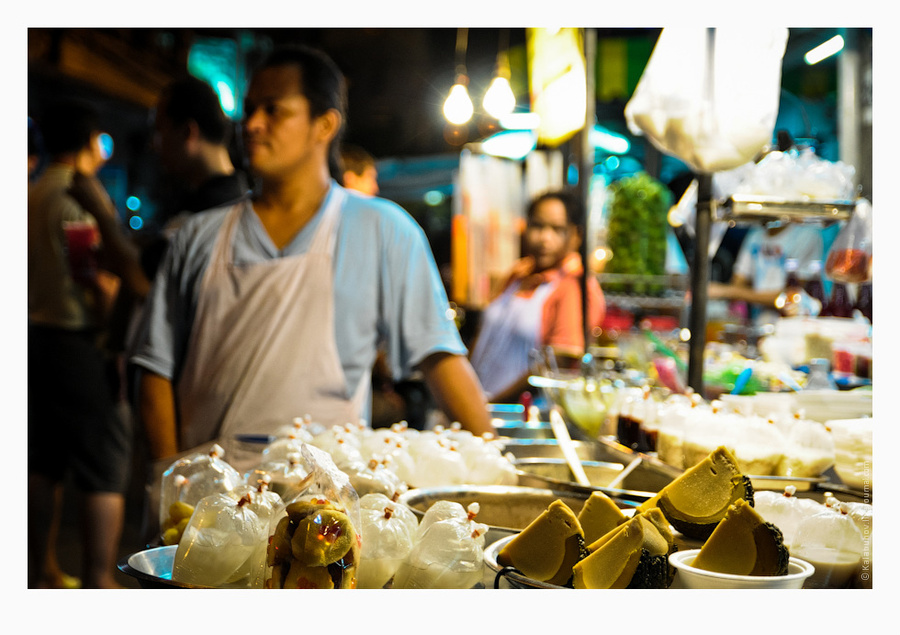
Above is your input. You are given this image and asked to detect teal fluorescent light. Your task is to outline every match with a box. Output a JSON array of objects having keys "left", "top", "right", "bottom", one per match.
[
  {"left": 481, "top": 130, "right": 538, "bottom": 160},
  {"left": 804, "top": 35, "right": 844, "bottom": 65},
  {"left": 590, "top": 125, "right": 630, "bottom": 154}
]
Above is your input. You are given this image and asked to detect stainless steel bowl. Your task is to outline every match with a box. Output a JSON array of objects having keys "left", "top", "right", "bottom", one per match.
[
  {"left": 398, "top": 485, "right": 605, "bottom": 545},
  {"left": 117, "top": 546, "right": 212, "bottom": 589}
]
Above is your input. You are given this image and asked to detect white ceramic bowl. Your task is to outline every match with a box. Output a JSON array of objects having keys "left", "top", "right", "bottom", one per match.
[{"left": 668, "top": 549, "right": 815, "bottom": 589}]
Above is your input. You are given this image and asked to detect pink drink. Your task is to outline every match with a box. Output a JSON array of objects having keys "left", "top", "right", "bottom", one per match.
[{"left": 63, "top": 220, "right": 99, "bottom": 284}]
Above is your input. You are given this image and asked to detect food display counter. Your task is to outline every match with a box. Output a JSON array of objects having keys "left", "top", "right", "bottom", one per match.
[{"left": 119, "top": 375, "right": 872, "bottom": 590}]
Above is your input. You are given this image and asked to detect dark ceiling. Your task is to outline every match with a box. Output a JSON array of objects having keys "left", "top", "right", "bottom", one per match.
[{"left": 28, "top": 27, "right": 850, "bottom": 160}]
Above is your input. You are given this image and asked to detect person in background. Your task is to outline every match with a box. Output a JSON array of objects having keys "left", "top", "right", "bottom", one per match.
[
  {"left": 339, "top": 143, "right": 407, "bottom": 427},
  {"left": 469, "top": 190, "right": 606, "bottom": 404},
  {"left": 28, "top": 116, "right": 43, "bottom": 180},
  {"left": 28, "top": 99, "right": 146, "bottom": 588},
  {"left": 708, "top": 222, "right": 824, "bottom": 324},
  {"left": 130, "top": 45, "right": 493, "bottom": 479},
  {"left": 140, "top": 75, "right": 251, "bottom": 281},
  {"left": 339, "top": 143, "right": 379, "bottom": 196}
]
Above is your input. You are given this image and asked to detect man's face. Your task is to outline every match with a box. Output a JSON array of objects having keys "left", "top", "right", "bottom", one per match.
[
  {"left": 344, "top": 165, "right": 379, "bottom": 196},
  {"left": 242, "top": 65, "right": 329, "bottom": 181},
  {"left": 524, "top": 197, "right": 573, "bottom": 272}
]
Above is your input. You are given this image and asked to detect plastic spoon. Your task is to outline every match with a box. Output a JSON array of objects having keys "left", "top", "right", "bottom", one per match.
[
  {"left": 549, "top": 407, "right": 591, "bottom": 487},
  {"left": 731, "top": 364, "right": 754, "bottom": 395}
]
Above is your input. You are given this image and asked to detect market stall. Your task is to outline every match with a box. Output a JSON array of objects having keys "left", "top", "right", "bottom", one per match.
[{"left": 115, "top": 27, "right": 873, "bottom": 593}]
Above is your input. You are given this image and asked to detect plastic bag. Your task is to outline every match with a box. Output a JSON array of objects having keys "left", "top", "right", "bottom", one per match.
[
  {"left": 229, "top": 473, "right": 285, "bottom": 527},
  {"left": 158, "top": 444, "right": 243, "bottom": 539},
  {"left": 826, "top": 198, "right": 872, "bottom": 283},
  {"left": 171, "top": 492, "right": 270, "bottom": 588},
  {"left": 625, "top": 27, "right": 788, "bottom": 173},
  {"left": 791, "top": 502, "right": 866, "bottom": 589},
  {"left": 753, "top": 486, "right": 821, "bottom": 548},
  {"left": 272, "top": 414, "right": 318, "bottom": 442},
  {"left": 391, "top": 501, "right": 488, "bottom": 589},
  {"left": 346, "top": 457, "right": 406, "bottom": 498},
  {"left": 264, "top": 444, "right": 362, "bottom": 589},
  {"left": 356, "top": 493, "right": 418, "bottom": 589},
  {"left": 248, "top": 451, "right": 314, "bottom": 502}
]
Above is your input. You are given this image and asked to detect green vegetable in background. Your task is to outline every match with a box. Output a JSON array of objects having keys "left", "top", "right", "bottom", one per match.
[{"left": 604, "top": 172, "right": 671, "bottom": 295}]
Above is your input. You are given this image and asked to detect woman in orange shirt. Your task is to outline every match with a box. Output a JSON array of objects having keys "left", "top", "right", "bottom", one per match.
[{"left": 469, "top": 190, "right": 606, "bottom": 403}]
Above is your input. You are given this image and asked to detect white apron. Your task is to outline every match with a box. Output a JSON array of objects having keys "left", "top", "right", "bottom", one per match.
[
  {"left": 176, "top": 188, "right": 369, "bottom": 460},
  {"left": 469, "top": 278, "right": 557, "bottom": 400}
]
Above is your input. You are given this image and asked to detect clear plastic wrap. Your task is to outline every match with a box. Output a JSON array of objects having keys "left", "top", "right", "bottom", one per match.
[
  {"left": 356, "top": 493, "right": 418, "bottom": 589},
  {"left": 158, "top": 444, "right": 244, "bottom": 538},
  {"left": 345, "top": 457, "right": 407, "bottom": 498},
  {"left": 360, "top": 492, "right": 419, "bottom": 539},
  {"left": 753, "top": 486, "right": 820, "bottom": 548},
  {"left": 791, "top": 502, "right": 866, "bottom": 589},
  {"left": 391, "top": 501, "right": 488, "bottom": 589},
  {"left": 772, "top": 415, "right": 836, "bottom": 478},
  {"left": 272, "top": 414, "right": 318, "bottom": 443},
  {"left": 264, "top": 444, "right": 362, "bottom": 589},
  {"left": 171, "top": 492, "right": 269, "bottom": 588},
  {"left": 229, "top": 473, "right": 285, "bottom": 527},
  {"left": 260, "top": 434, "right": 309, "bottom": 464},
  {"left": 826, "top": 198, "right": 872, "bottom": 284},
  {"left": 248, "top": 451, "right": 314, "bottom": 502}
]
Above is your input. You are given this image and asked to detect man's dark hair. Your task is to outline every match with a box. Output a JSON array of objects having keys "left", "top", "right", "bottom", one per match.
[
  {"left": 38, "top": 99, "right": 100, "bottom": 157},
  {"left": 340, "top": 144, "right": 375, "bottom": 176},
  {"left": 28, "top": 116, "right": 43, "bottom": 157},
  {"left": 253, "top": 45, "right": 348, "bottom": 180},
  {"left": 527, "top": 189, "right": 585, "bottom": 228},
  {"left": 159, "top": 76, "right": 232, "bottom": 145}
]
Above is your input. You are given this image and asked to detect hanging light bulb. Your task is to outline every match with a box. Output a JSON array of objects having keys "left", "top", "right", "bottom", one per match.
[
  {"left": 443, "top": 28, "right": 474, "bottom": 125},
  {"left": 483, "top": 51, "right": 516, "bottom": 119},
  {"left": 443, "top": 75, "right": 474, "bottom": 125}
]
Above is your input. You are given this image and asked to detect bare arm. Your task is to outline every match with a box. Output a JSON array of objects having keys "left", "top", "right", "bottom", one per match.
[
  {"left": 68, "top": 171, "right": 151, "bottom": 299},
  {"left": 139, "top": 370, "right": 180, "bottom": 460},
  {"left": 708, "top": 274, "right": 779, "bottom": 309},
  {"left": 418, "top": 352, "right": 495, "bottom": 436}
]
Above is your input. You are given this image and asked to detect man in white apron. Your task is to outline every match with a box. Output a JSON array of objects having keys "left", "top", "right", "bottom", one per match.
[{"left": 130, "top": 46, "right": 493, "bottom": 530}]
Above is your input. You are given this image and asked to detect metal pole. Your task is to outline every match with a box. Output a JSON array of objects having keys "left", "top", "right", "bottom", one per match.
[
  {"left": 688, "top": 174, "right": 712, "bottom": 394},
  {"left": 578, "top": 27, "right": 597, "bottom": 353},
  {"left": 687, "top": 29, "right": 717, "bottom": 395}
]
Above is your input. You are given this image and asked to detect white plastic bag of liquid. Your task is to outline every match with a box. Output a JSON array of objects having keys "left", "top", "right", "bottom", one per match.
[{"left": 625, "top": 27, "right": 788, "bottom": 174}]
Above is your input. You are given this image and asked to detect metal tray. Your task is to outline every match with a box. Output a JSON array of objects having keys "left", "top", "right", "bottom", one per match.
[
  {"left": 716, "top": 194, "right": 854, "bottom": 224},
  {"left": 397, "top": 485, "right": 604, "bottom": 540},
  {"left": 748, "top": 474, "right": 830, "bottom": 493}
]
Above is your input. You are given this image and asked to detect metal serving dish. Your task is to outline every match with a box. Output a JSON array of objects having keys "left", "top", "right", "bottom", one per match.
[
  {"left": 514, "top": 459, "right": 658, "bottom": 505},
  {"left": 499, "top": 438, "right": 608, "bottom": 461},
  {"left": 117, "top": 546, "right": 211, "bottom": 589},
  {"left": 506, "top": 436, "right": 681, "bottom": 500},
  {"left": 397, "top": 485, "right": 635, "bottom": 545}
]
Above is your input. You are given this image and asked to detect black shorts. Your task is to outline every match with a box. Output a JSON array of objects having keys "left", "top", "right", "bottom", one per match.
[{"left": 28, "top": 325, "right": 132, "bottom": 494}]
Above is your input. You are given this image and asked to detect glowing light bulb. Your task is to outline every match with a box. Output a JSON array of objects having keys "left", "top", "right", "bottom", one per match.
[
  {"left": 483, "top": 76, "right": 516, "bottom": 119},
  {"left": 443, "top": 83, "right": 474, "bottom": 125}
]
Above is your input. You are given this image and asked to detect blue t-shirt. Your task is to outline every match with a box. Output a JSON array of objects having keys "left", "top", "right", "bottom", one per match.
[{"left": 129, "top": 182, "right": 465, "bottom": 400}]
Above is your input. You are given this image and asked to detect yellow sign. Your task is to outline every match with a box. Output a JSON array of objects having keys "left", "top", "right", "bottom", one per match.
[{"left": 527, "top": 28, "right": 587, "bottom": 147}]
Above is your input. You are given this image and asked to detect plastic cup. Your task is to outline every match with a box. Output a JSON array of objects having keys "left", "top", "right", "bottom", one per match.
[{"left": 63, "top": 220, "right": 99, "bottom": 283}]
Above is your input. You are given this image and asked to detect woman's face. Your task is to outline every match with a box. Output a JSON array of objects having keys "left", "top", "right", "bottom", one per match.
[{"left": 524, "top": 197, "right": 573, "bottom": 272}]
